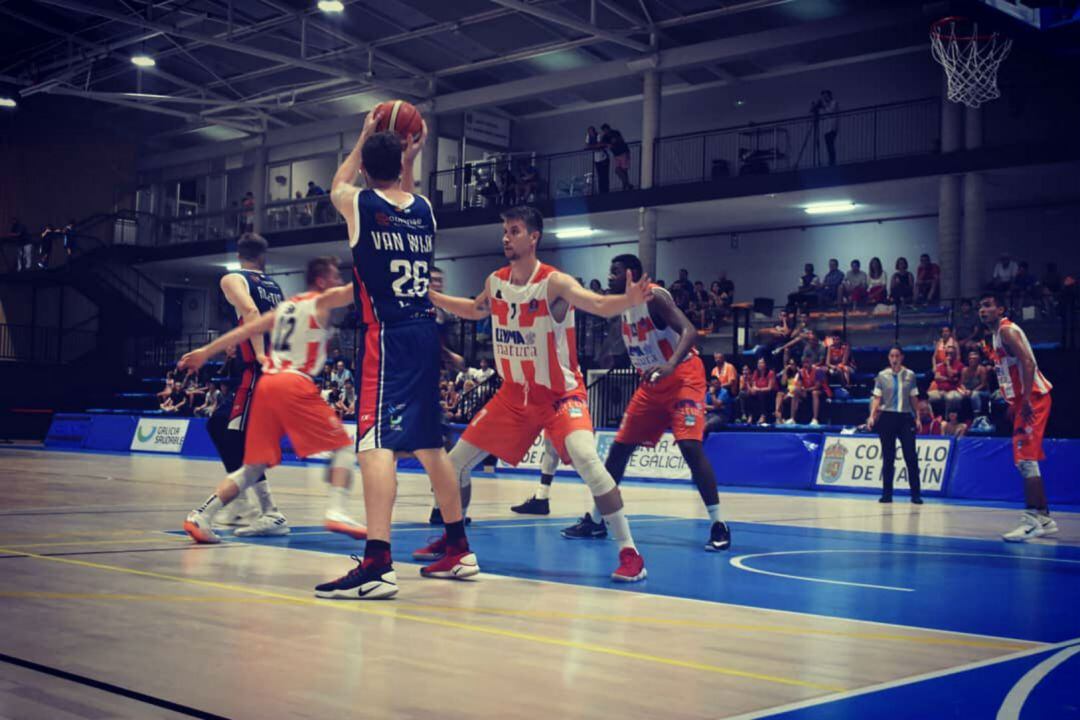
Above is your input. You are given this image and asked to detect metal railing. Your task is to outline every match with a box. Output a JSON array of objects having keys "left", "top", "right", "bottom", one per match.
[
  {"left": 0, "top": 324, "right": 97, "bottom": 364},
  {"left": 586, "top": 368, "right": 641, "bottom": 429}
]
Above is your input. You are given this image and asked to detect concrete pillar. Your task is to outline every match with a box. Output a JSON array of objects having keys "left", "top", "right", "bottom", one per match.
[
  {"left": 252, "top": 143, "right": 267, "bottom": 235},
  {"left": 961, "top": 106, "right": 984, "bottom": 298},
  {"left": 420, "top": 111, "right": 439, "bottom": 198},
  {"left": 640, "top": 69, "right": 660, "bottom": 190},
  {"left": 638, "top": 207, "right": 657, "bottom": 278},
  {"left": 937, "top": 79, "right": 963, "bottom": 300}
]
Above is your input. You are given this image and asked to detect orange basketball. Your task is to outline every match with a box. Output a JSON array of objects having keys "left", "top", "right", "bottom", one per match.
[{"left": 373, "top": 100, "right": 423, "bottom": 140}]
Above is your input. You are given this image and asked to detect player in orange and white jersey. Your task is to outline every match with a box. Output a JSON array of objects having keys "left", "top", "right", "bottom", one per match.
[
  {"left": 178, "top": 257, "right": 367, "bottom": 546},
  {"left": 555, "top": 253, "right": 730, "bottom": 551},
  {"left": 427, "top": 206, "right": 653, "bottom": 582},
  {"left": 978, "top": 292, "right": 1058, "bottom": 542}
]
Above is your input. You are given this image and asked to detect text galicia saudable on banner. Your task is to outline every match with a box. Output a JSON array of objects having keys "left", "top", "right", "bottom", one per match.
[{"left": 130, "top": 418, "right": 190, "bottom": 453}]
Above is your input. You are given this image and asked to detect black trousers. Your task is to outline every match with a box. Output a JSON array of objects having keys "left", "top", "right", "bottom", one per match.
[
  {"left": 877, "top": 411, "right": 921, "bottom": 497},
  {"left": 594, "top": 159, "right": 610, "bottom": 194},
  {"left": 824, "top": 130, "right": 837, "bottom": 166}
]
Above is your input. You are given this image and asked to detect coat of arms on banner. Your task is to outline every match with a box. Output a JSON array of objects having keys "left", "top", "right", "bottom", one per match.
[{"left": 821, "top": 440, "right": 848, "bottom": 483}]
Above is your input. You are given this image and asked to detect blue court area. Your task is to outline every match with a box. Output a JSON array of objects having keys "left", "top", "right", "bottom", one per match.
[{"left": 175, "top": 514, "right": 1080, "bottom": 644}]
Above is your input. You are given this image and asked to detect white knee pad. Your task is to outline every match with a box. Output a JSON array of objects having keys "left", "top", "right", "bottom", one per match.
[
  {"left": 231, "top": 464, "right": 266, "bottom": 493},
  {"left": 1017, "top": 460, "right": 1041, "bottom": 479},
  {"left": 540, "top": 438, "right": 561, "bottom": 475},
  {"left": 449, "top": 439, "right": 488, "bottom": 490},
  {"left": 329, "top": 445, "right": 355, "bottom": 471},
  {"left": 564, "top": 431, "right": 616, "bottom": 497}
]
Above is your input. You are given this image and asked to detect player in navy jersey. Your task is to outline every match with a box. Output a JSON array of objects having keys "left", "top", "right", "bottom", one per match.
[
  {"left": 315, "top": 109, "right": 478, "bottom": 600},
  {"left": 205, "top": 233, "right": 288, "bottom": 536}
]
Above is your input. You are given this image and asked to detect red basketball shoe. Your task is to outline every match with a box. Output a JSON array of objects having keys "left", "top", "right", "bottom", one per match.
[{"left": 611, "top": 547, "right": 646, "bottom": 582}]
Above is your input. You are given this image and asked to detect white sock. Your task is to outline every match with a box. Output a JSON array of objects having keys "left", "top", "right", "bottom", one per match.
[
  {"left": 327, "top": 485, "right": 348, "bottom": 515},
  {"left": 602, "top": 508, "right": 635, "bottom": 551},
  {"left": 252, "top": 480, "right": 277, "bottom": 514},
  {"left": 706, "top": 504, "right": 722, "bottom": 524},
  {"left": 588, "top": 504, "right": 603, "bottom": 524},
  {"left": 196, "top": 493, "right": 223, "bottom": 518},
  {"left": 536, "top": 484, "right": 551, "bottom": 500}
]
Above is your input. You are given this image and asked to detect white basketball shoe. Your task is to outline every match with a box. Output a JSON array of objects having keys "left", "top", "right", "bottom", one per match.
[
  {"left": 1002, "top": 511, "right": 1058, "bottom": 543},
  {"left": 233, "top": 511, "right": 290, "bottom": 537}
]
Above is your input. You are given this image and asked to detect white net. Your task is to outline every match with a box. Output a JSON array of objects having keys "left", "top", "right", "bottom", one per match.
[{"left": 930, "top": 19, "right": 1012, "bottom": 108}]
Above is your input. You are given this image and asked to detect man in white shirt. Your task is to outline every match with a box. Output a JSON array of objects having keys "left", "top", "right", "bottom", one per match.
[{"left": 990, "top": 253, "right": 1019, "bottom": 292}]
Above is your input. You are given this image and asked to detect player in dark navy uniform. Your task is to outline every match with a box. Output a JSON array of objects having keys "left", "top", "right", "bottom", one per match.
[
  {"left": 315, "top": 110, "right": 478, "bottom": 601},
  {"left": 206, "top": 233, "right": 287, "bottom": 535}
]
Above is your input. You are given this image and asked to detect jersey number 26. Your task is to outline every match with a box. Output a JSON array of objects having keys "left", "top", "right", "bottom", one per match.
[{"left": 390, "top": 259, "right": 430, "bottom": 298}]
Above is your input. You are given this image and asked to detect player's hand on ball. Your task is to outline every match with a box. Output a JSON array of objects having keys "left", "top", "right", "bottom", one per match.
[
  {"left": 178, "top": 349, "right": 208, "bottom": 372},
  {"left": 626, "top": 273, "right": 653, "bottom": 306}
]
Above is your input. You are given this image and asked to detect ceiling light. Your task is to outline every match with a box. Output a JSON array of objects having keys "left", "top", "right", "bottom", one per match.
[
  {"left": 318, "top": 0, "right": 345, "bottom": 12},
  {"left": 0, "top": 97, "right": 16, "bottom": 109},
  {"left": 804, "top": 201, "right": 857, "bottom": 215},
  {"left": 555, "top": 227, "right": 595, "bottom": 239},
  {"left": 131, "top": 54, "right": 155, "bottom": 68},
  {"left": 224, "top": 261, "right": 241, "bottom": 271}
]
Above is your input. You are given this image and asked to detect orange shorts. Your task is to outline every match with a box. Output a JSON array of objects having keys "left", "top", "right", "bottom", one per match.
[
  {"left": 615, "top": 356, "right": 706, "bottom": 447},
  {"left": 460, "top": 382, "right": 593, "bottom": 466},
  {"left": 244, "top": 372, "right": 352, "bottom": 467},
  {"left": 1011, "top": 393, "right": 1051, "bottom": 463}
]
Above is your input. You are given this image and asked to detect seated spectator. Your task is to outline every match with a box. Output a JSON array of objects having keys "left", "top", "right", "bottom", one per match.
[
  {"left": 841, "top": 259, "right": 869, "bottom": 305},
  {"left": 960, "top": 350, "right": 990, "bottom": 417},
  {"left": 824, "top": 329, "right": 853, "bottom": 386},
  {"left": 748, "top": 357, "right": 777, "bottom": 425},
  {"left": 735, "top": 365, "right": 753, "bottom": 423},
  {"left": 915, "top": 253, "right": 941, "bottom": 304},
  {"left": 774, "top": 357, "right": 800, "bottom": 424},
  {"left": 194, "top": 382, "right": 220, "bottom": 417},
  {"left": 788, "top": 264, "right": 820, "bottom": 308},
  {"left": 1012, "top": 261, "right": 1037, "bottom": 304},
  {"left": 757, "top": 309, "right": 802, "bottom": 353},
  {"left": 933, "top": 326, "right": 959, "bottom": 365},
  {"left": 156, "top": 371, "right": 177, "bottom": 403},
  {"left": 161, "top": 385, "right": 186, "bottom": 414},
  {"left": 185, "top": 372, "right": 208, "bottom": 411},
  {"left": 588, "top": 279, "right": 605, "bottom": 294},
  {"left": 710, "top": 352, "right": 737, "bottom": 416},
  {"left": 777, "top": 328, "right": 825, "bottom": 366},
  {"left": 516, "top": 162, "right": 540, "bottom": 203},
  {"left": 866, "top": 257, "right": 888, "bottom": 305},
  {"left": 796, "top": 355, "right": 829, "bottom": 426},
  {"left": 988, "top": 252, "right": 1018, "bottom": 293},
  {"left": 953, "top": 299, "right": 983, "bottom": 354},
  {"left": 330, "top": 359, "right": 353, "bottom": 388},
  {"left": 321, "top": 380, "right": 338, "bottom": 405},
  {"left": 690, "top": 281, "right": 713, "bottom": 329},
  {"left": 470, "top": 358, "right": 495, "bottom": 385},
  {"left": 704, "top": 379, "right": 727, "bottom": 433},
  {"left": 916, "top": 398, "right": 944, "bottom": 435},
  {"left": 928, "top": 344, "right": 964, "bottom": 416},
  {"left": 670, "top": 268, "right": 692, "bottom": 296},
  {"left": 716, "top": 271, "right": 734, "bottom": 300},
  {"left": 890, "top": 257, "right": 915, "bottom": 304},
  {"left": 943, "top": 410, "right": 968, "bottom": 437},
  {"left": 1039, "top": 262, "right": 1062, "bottom": 315},
  {"left": 821, "top": 259, "right": 845, "bottom": 305}
]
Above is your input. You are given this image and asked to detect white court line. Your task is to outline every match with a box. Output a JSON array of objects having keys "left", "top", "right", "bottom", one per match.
[
  {"left": 730, "top": 549, "right": 1080, "bottom": 593},
  {"left": 722, "top": 636, "right": 1080, "bottom": 720},
  {"left": 996, "top": 643, "right": 1080, "bottom": 720}
]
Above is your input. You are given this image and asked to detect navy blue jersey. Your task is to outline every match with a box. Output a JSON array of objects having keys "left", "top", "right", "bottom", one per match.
[
  {"left": 224, "top": 269, "right": 284, "bottom": 364},
  {"left": 350, "top": 189, "right": 436, "bottom": 326}
]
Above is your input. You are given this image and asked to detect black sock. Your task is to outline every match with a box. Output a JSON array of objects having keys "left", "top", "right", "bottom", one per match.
[
  {"left": 364, "top": 539, "right": 392, "bottom": 567},
  {"left": 445, "top": 520, "right": 467, "bottom": 545},
  {"left": 540, "top": 473, "right": 554, "bottom": 486}
]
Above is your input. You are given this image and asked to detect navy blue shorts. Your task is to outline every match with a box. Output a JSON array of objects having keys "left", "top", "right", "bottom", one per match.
[{"left": 355, "top": 321, "right": 443, "bottom": 452}]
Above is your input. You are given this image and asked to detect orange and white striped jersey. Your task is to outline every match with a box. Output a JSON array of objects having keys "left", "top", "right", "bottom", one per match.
[
  {"left": 991, "top": 318, "right": 1052, "bottom": 402},
  {"left": 489, "top": 262, "right": 582, "bottom": 394},
  {"left": 620, "top": 286, "right": 695, "bottom": 373},
  {"left": 264, "top": 292, "right": 330, "bottom": 379}
]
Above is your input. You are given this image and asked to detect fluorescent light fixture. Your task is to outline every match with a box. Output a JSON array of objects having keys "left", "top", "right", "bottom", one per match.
[
  {"left": 318, "top": 0, "right": 345, "bottom": 12},
  {"left": 131, "top": 54, "right": 156, "bottom": 68},
  {"left": 554, "top": 227, "right": 595, "bottom": 239},
  {"left": 224, "top": 262, "right": 241, "bottom": 271},
  {"left": 804, "top": 201, "right": 857, "bottom": 215},
  {"left": 0, "top": 97, "right": 16, "bottom": 109}
]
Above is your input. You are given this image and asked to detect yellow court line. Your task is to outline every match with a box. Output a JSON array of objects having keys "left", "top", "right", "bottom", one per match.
[
  {"left": 0, "top": 591, "right": 291, "bottom": 604},
  {"left": 0, "top": 536, "right": 192, "bottom": 550},
  {"left": 0, "top": 529, "right": 166, "bottom": 543},
  {"left": 0, "top": 545, "right": 844, "bottom": 693}
]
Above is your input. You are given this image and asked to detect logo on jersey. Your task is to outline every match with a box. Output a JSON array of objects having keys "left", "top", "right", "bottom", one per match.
[
  {"left": 375, "top": 212, "right": 390, "bottom": 226},
  {"left": 495, "top": 328, "right": 536, "bottom": 345}
]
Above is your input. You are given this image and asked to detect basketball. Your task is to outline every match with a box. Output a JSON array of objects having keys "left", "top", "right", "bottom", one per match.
[{"left": 373, "top": 99, "right": 423, "bottom": 140}]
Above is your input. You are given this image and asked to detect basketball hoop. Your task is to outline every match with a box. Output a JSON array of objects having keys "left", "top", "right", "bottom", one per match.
[{"left": 930, "top": 16, "right": 1012, "bottom": 108}]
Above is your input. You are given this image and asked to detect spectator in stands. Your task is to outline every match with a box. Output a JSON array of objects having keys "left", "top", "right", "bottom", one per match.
[
  {"left": 778, "top": 328, "right": 824, "bottom": 366},
  {"left": 929, "top": 344, "right": 964, "bottom": 416},
  {"left": 916, "top": 398, "right": 944, "bottom": 436},
  {"left": 689, "top": 281, "right": 713, "bottom": 328},
  {"left": 819, "top": 90, "right": 839, "bottom": 166},
  {"left": 330, "top": 359, "right": 353, "bottom": 388},
  {"left": 824, "top": 329, "right": 853, "bottom": 387},
  {"left": 841, "top": 259, "right": 869, "bottom": 305},
  {"left": 293, "top": 191, "right": 313, "bottom": 226},
  {"left": 62, "top": 219, "right": 77, "bottom": 260},
  {"left": 156, "top": 371, "right": 177, "bottom": 403},
  {"left": 586, "top": 126, "right": 610, "bottom": 194},
  {"left": 890, "top": 257, "right": 915, "bottom": 304},
  {"left": 516, "top": 161, "right": 540, "bottom": 203},
  {"left": 704, "top": 379, "right": 727, "bottom": 433},
  {"left": 933, "top": 326, "right": 959, "bottom": 365},
  {"left": 670, "top": 268, "right": 692, "bottom": 295},
  {"left": 194, "top": 382, "right": 220, "bottom": 417},
  {"left": 915, "top": 253, "right": 941, "bottom": 304},
  {"left": 749, "top": 357, "right": 778, "bottom": 425},
  {"left": 735, "top": 364, "right": 753, "bottom": 423},
  {"left": 822, "top": 259, "right": 845, "bottom": 305},
  {"left": 37, "top": 225, "right": 58, "bottom": 269},
  {"left": 943, "top": 410, "right": 968, "bottom": 437},
  {"left": 954, "top": 299, "right": 983, "bottom": 354},
  {"left": 866, "top": 257, "right": 888, "bottom": 305},
  {"left": 184, "top": 371, "right": 207, "bottom": 413},
  {"left": 600, "top": 123, "right": 633, "bottom": 190},
  {"left": 757, "top": 308, "right": 801, "bottom": 354},
  {"left": 241, "top": 192, "right": 255, "bottom": 233},
  {"left": 336, "top": 379, "right": 356, "bottom": 420},
  {"left": 797, "top": 355, "right": 828, "bottom": 426},
  {"left": 988, "top": 252, "right": 1018, "bottom": 293},
  {"left": 774, "top": 357, "right": 800, "bottom": 424},
  {"left": 321, "top": 380, "right": 338, "bottom": 404},
  {"left": 960, "top": 349, "right": 990, "bottom": 418},
  {"left": 789, "top": 265, "right": 820, "bottom": 308},
  {"left": 711, "top": 352, "right": 737, "bottom": 414},
  {"left": 6, "top": 217, "right": 32, "bottom": 272},
  {"left": 306, "top": 180, "right": 329, "bottom": 222},
  {"left": 161, "top": 384, "right": 187, "bottom": 414},
  {"left": 1012, "top": 261, "right": 1037, "bottom": 305}
]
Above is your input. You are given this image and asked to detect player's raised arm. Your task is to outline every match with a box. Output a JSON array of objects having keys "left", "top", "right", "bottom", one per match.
[
  {"left": 179, "top": 311, "right": 276, "bottom": 372},
  {"left": 331, "top": 109, "right": 382, "bottom": 226},
  {"left": 400, "top": 120, "right": 427, "bottom": 194},
  {"left": 548, "top": 270, "right": 652, "bottom": 318},
  {"left": 221, "top": 273, "right": 266, "bottom": 365},
  {"left": 315, "top": 282, "right": 356, "bottom": 313},
  {"left": 429, "top": 275, "right": 492, "bottom": 320}
]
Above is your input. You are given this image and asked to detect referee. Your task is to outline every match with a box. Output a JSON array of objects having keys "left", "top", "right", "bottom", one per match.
[{"left": 866, "top": 345, "right": 923, "bottom": 504}]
